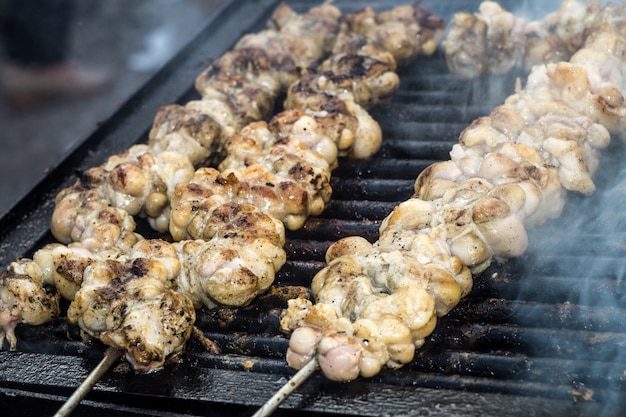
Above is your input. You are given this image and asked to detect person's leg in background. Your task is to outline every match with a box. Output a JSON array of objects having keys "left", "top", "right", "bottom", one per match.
[{"left": 1, "top": 0, "right": 111, "bottom": 108}]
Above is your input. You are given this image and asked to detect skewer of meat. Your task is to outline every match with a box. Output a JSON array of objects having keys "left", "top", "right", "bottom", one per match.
[
  {"left": 280, "top": 0, "right": 626, "bottom": 384},
  {"left": 441, "top": 0, "right": 604, "bottom": 79},
  {"left": 1, "top": 1, "right": 342, "bottom": 364},
  {"left": 1, "top": 2, "right": 444, "bottom": 371}
]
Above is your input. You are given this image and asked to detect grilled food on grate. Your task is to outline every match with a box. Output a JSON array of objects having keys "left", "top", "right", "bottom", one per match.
[
  {"left": 280, "top": 0, "right": 626, "bottom": 382},
  {"left": 0, "top": 2, "right": 342, "bottom": 369},
  {"left": 0, "top": 3, "right": 444, "bottom": 373},
  {"left": 442, "top": 0, "right": 603, "bottom": 79}
]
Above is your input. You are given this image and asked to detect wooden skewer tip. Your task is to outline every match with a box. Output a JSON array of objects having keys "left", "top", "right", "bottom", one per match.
[
  {"left": 251, "top": 359, "right": 319, "bottom": 417},
  {"left": 53, "top": 347, "right": 123, "bottom": 417}
]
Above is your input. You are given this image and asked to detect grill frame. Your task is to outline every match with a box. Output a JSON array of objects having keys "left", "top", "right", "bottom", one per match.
[{"left": 1, "top": 1, "right": 626, "bottom": 416}]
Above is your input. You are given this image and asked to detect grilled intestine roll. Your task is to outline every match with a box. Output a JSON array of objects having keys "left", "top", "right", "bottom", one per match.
[
  {"left": 235, "top": 2, "right": 341, "bottom": 71},
  {"left": 442, "top": 0, "right": 604, "bottom": 79},
  {"left": 147, "top": 104, "right": 224, "bottom": 167},
  {"left": 281, "top": 3, "right": 626, "bottom": 382},
  {"left": 67, "top": 239, "right": 195, "bottom": 372},
  {"left": 52, "top": 145, "right": 195, "bottom": 239},
  {"left": 174, "top": 235, "right": 286, "bottom": 309},
  {"left": 282, "top": 86, "right": 382, "bottom": 159},
  {"left": 283, "top": 4, "right": 444, "bottom": 159},
  {"left": 343, "top": 4, "right": 445, "bottom": 67},
  {"left": 169, "top": 119, "right": 333, "bottom": 239},
  {"left": 0, "top": 256, "right": 62, "bottom": 351},
  {"left": 51, "top": 3, "right": 342, "bottom": 242}
]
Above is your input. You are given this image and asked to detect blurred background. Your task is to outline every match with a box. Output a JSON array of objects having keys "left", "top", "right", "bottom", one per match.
[{"left": 0, "top": 0, "right": 225, "bottom": 215}]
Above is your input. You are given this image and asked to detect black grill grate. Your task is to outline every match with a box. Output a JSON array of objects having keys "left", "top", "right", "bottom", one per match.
[{"left": 1, "top": 1, "right": 625, "bottom": 416}]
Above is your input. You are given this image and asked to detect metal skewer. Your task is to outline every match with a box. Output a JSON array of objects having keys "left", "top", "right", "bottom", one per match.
[
  {"left": 53, "top": 347, "right": 123, "bottom": 417},
  {"left": 251, "top": 359, "right": 319, "bottom": 417}
]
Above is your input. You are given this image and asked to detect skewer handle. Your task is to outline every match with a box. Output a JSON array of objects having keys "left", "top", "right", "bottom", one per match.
[
  {"left": 53, "top": 347, "right": 123, "bottom": 417},
  {"left": 251, "top": 359, "right": 319, "bottom": 417}
]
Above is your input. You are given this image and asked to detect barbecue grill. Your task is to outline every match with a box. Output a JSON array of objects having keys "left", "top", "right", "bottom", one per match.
[{"left": 1, "top": 1, "right": 625, "bottom": 416}]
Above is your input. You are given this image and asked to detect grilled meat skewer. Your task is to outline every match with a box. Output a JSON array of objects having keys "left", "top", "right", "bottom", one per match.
[
  {"left": 1, "top": 3, "right": 444, "bottom": 372},
  {"left": 441, "top": 0, "right": 603, "bottom": 79},
  {"left": 281, "top": 0, "right": 626, "bottom": 382},
  {"left": 1, "top": 2, "right": 342, "bottom": 369}
]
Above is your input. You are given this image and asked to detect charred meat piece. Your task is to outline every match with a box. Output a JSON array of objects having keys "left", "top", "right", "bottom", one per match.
[{"left": 281, "top": 1, "right": 626, "bottom": 382}]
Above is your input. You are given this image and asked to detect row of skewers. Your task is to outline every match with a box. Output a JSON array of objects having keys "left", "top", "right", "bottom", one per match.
[
  {"left": 0, "top": 1, "right": 445, "bottom": 373},
  {"left": 2, "top": 0, "right": 626, "bottom": 414}
]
